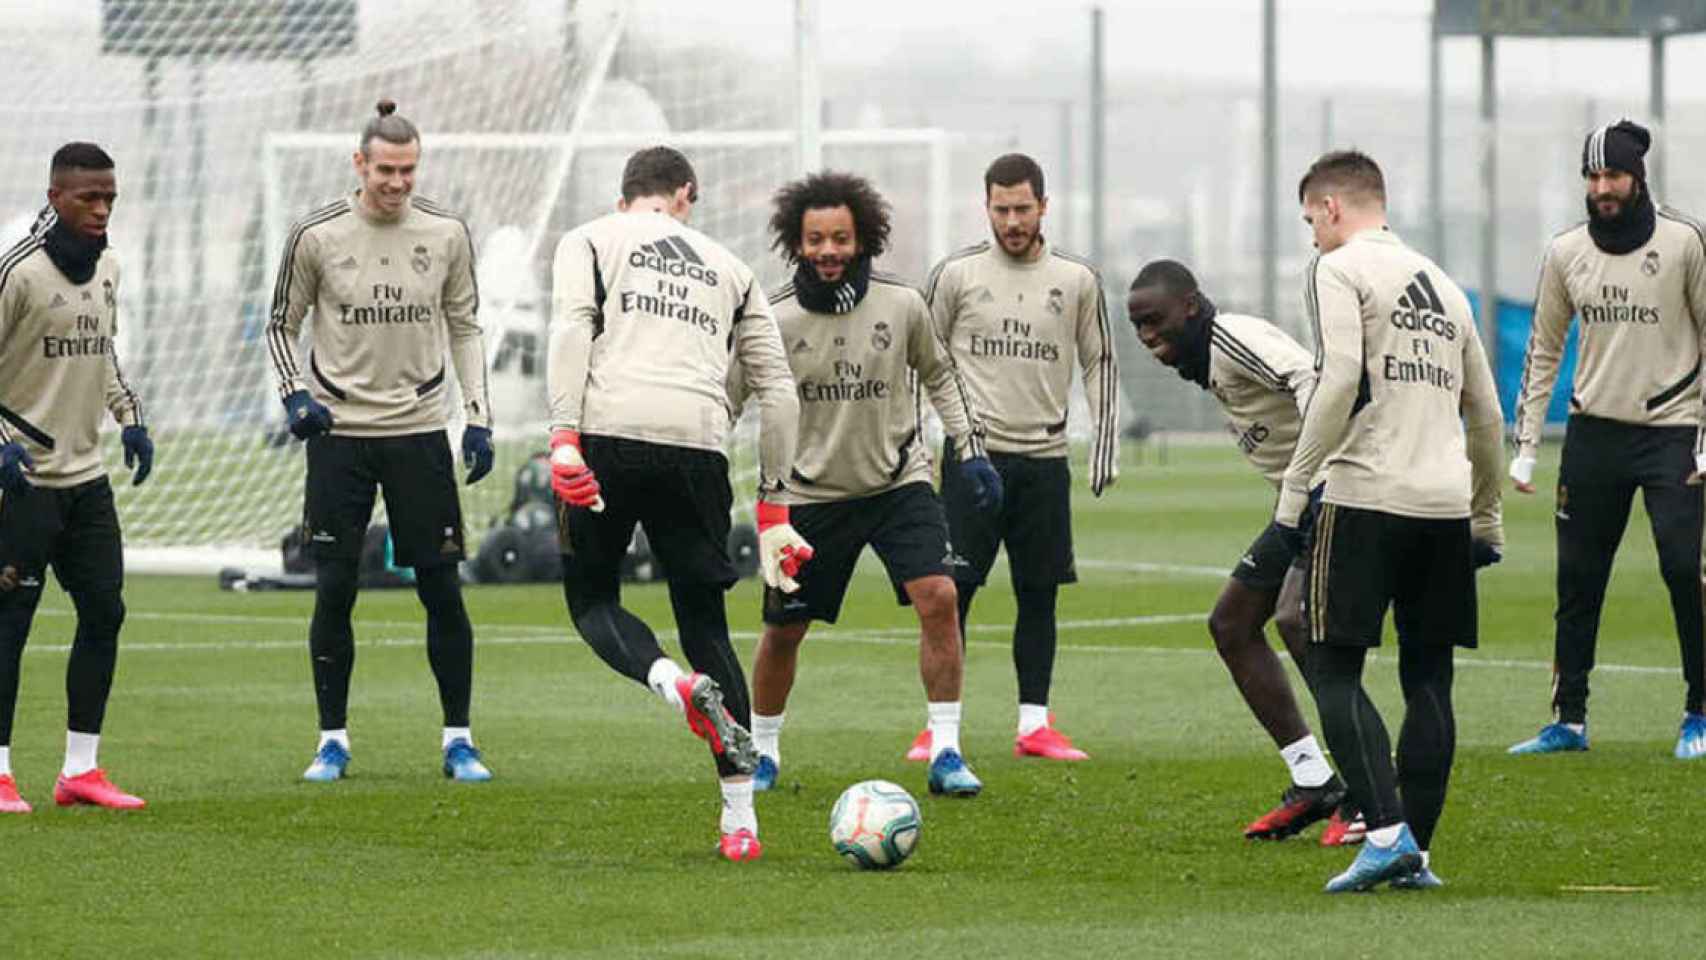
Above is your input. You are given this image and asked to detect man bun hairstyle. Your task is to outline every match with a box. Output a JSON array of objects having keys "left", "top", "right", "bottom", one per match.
[
  {"left": 360, "top": 98, "right": 420, "bottom": 156},
  {"left": 1130, "top": 258, "right": 1199, "bottom": 298},
  {"left": 1581, "top": 119, "right": 1651, "bottom": 182},
  {"left": 984, "top": 152, "right": 1046, "bottom": 200},
  {"left": 768, "top": 170, "right": 892, "bottom": 263},
  {"left": 51, "top": 141, "right": 115, "bottom": 175},
  {"left": 621, "top": 145, "right": 698, "bottom": 204},
  {"left": 1297, "top": 149, "right": 1386, "bottom": 206}
]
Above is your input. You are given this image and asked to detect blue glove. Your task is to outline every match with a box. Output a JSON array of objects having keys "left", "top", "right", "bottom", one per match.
[
  {"left": 462, "top": 425, "right": 494, "bottom": 486},
  {"left": 0, "top": 442, "right": 32, "bottom": 495},
  {"left": 121, "top": 425, "right": 153, "bottom": 486},
  {"left": 959, "top": 455, "right": 1004, "bottom": 514},
  {"left": 283, "top": 389, "right": 333, "bottom": 441}
]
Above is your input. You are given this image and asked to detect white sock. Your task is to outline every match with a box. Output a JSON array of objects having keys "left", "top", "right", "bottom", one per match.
[
  {"left": 1419, "top": 850, "right": 1431, "bottom": 869},
  {"left": 0, "top": 745, "right": 10, "bottom": 777},
  {"left": 1279, "top": 735, "right": 1334, "bottom": 788},
  {"left": 1564, "top": 722, "right": 1586, "bottom": 735},
  {"left": 64, "top": 731, "right": 99, "bottom": 778},
  {"left": 927, "top": 701, "right": 962, "bottom": 761},
  {"left": 442, "top": 726, "right": 472, "bottom": 749},
  {"left": 752, "top": 712, "right": 784, "bottom": 763},
  {"left": 1366, "top": 823, "right": 1404, "bottom": 848},
  {"left": 647, "top": 658, "right": 686, "bottom": 710},
  {"left": 318, "top": 729, "right": 351, "bottom": 751},
  {"left": 719, "top": 777, "right": 757, "bottom": 835},
  {"left": 1017, "top": 703, "right": 1049, "bottom": 736}
]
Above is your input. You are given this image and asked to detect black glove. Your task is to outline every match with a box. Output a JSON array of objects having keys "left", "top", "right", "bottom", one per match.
[
  {"left": 283, "top": 389, "right": 334, "bottom": 441},
  {"left": 121, "top": 425, "right": 153, "bottom": 486},
  {"left": 1472, "top": 539, "right": 1502, "bottom": 569},
  {"left": 462, "top": 425, "right": 494, "bottom": 485},
  {"left": 0, "top": 442, "right": 32, "bottom": 495}
]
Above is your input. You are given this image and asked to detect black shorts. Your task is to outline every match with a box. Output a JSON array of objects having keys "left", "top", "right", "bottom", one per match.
[
  {"left": 763, "top": 482, "right": 952, "bottom": 625},
  {"left": 0, "top": 476, "right": 124, "bottom": 598},
  {"left": 304, "top": 431, "right": 465, "bottom": 568},
  {"left": 559, "top": 436, "right": 736, "bottom": 589},
  {"left": 941, "top": 443, "right": 1075, "bottom": 589},
  {"left": 1302, "top": 502, "right": 1477, "bottom": 649},
  {"left": 1231, "top": 521, "right": 1307, "bottom": 592}
]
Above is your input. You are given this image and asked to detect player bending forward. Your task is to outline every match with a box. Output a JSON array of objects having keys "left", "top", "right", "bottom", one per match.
[
  {"left": 1127, "top": 258, "right": 1361, "bottom": 845},
  {"left": 549, "top": 146, "right": 808, "bottom": 861},
  {"left": 1281, "top": 151, "right": 1503, "bottom": 893},
  {"left": 742, "top": 171, "right": 1001, "bottom": 799}
]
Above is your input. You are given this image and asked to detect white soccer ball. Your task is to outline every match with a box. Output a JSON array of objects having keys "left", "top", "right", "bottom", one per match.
[{"left": 829, "top": 780, "right": 921, "bottom": 870}]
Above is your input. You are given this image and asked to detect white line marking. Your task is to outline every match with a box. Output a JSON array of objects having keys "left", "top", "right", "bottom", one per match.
[
  {"left": 20, "top": 610, "right": 1676, "bottom": 677},
  {"left": 1078, "top": 559, "right": 1228, "bottom": 578}
]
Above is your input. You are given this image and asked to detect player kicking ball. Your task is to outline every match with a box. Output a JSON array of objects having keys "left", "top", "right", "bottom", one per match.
[
  {"left": 0, "top": 144, "right": 152, "bottom": 812},
  {"left": 1127, "top": 259, "right": 1361, "bottom": 845},
  {"left": 549, "top": 147, "right": 808, "bottom": 860},
  {"left": 741, "top": 171, "right": 1000, "bottom": 799}
]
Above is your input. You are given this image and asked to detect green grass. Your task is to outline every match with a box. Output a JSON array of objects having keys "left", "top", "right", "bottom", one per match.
[{"left": 7, "top": 442, "right": 1706, "bottom": 958}]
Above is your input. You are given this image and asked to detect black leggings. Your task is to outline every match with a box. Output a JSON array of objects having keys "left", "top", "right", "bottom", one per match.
[{"left": 1311, "top": 643, "right": 1455, "bottom": 850}]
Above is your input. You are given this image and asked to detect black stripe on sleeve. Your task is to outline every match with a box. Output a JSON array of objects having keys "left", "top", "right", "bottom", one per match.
[{"left": 1210, "top": 327, "right": 1285, "bottom": 390}]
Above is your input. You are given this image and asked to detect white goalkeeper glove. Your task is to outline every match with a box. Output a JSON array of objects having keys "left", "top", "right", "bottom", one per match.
[{"left": 756, "top": 501, "right": 814, "bottom": 593}]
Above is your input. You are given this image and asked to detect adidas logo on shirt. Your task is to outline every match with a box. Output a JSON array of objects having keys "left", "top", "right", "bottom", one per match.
[
  {"left": 48, "top": 293, "right": 67, "bottom": 309},
  {"left": 336, "top": 256, "right": 359, "bottom": 270},
  {"left": 628, "top": 235, "right": 720, "bottom": 286},
  {"left": 1390, "top": 270, "right": 1457, "bottom": 340}
]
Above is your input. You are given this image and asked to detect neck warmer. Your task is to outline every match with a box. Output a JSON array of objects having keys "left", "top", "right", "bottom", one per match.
[
  {"left": 1174, "top": 294, "right": 1218, "bottom": 389},
  {"left": 1586, "top": 186, "right": 1655, "bottom": 255},
  {"left": 42, "top": 217, "right": 108, "bottom": 285},
  {"left": 794, "top": 255, "right": 872, "bottom": 314}
]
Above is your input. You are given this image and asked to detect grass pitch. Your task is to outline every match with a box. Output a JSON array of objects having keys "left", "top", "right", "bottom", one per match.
[{"left": 5, "top": 442, "right": 1705, "bottom": 958}]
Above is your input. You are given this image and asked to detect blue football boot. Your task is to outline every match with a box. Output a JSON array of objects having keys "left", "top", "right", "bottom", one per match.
[
  {"left": 1507, "top": 722, "right": 1589, "bottom": 755},
  {"left": 752, "top": 755, "right": 779, "bottom": 792},
  {"left": 1390, "top": 866, "right": 1445, "bottom": 890},
  {"left": 927, "top": 748, "right": 982, "bottom": 797},
  {"left": 303, "top": 741, "right": 350, "bottom": 782},
  {"left": 1674, "top": 713, "right": 1706, "bottom": 760},
  {"left": 1324, "top": 824, "right": 1423, "bottom": 893},
  {"left": 443, "top": 739, "right": 493, "bottom": 782}
]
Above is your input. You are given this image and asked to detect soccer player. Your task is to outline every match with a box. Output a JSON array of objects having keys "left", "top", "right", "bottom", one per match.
[
  {"left": 1280, "top": 151, "right": 1504, "bottom": 892},
  {"left": 919, "top": 153, "right": 1119, "bottom": 761},
  {"left": 1127, "top": 259, "right": 1362, "bottom": 844},
  {"left": 742, "top": 171, "right": 1000, "bottom": 799},
  {"left": 1506, "top": 120, "right": 1706, "bottom": 758},
  {"left": 549, "top": 146, "right": 807, "bottom": 861},
  {"left": 267, "top": 101, "right": 496, "bottom": 784},
  {"left": 0, "top": 142, "right": 153, "bottom": 813}
]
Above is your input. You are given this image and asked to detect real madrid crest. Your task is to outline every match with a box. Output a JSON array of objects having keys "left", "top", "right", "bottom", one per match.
[
  {"left": 412, "top": 244, "right": 432, "bottom": 275},
  {"left": 871, "top": 320, "right": 892, "bottom": 351},
  {"left": 1642, "top": 250, "right": 1661, "bottom": 276},
  {"left": 1047, "top": 286, "right": 1065, "bottom": 316},
  {"left": 102, "top": 277, "right": 116, "bottom": 311}
]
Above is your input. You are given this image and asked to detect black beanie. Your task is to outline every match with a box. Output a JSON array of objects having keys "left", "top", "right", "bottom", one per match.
[{"left": 1581, "top": 119, "right": 1651, "bottom": 182}]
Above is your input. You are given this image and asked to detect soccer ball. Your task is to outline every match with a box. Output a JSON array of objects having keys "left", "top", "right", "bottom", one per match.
[{"left": 829, "top": 780, "right": 921, "bottom": 870}]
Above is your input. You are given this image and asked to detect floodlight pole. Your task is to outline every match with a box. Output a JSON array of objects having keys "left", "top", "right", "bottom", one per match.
[
  {"left": 1428, "top": 14, "right": 1443, "bottom": 260},
  {"left": 1090, "top": 5, "right": 1105, "bottom": 273},
  {"left": 1650, "top": 33, "right": 1666, "bottom": 199},
  {"left": 1479, "top": 34, "right": 1498, "bottom": 370},
  {"left": 794, "top": 0, "right": 822, "bottom": 174},
  {"left": 1261, "top": 0, "right": 1277, "bottom": 324}
]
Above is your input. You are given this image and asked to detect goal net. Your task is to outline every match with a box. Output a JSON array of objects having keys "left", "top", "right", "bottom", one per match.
[{"left": 0, "top": 1, "right": 951, "bottom": 572}]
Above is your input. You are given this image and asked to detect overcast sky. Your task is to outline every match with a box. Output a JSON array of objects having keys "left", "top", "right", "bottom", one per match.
[{"left": 7, "top": 0, "right": 1705, "bottom": 104}]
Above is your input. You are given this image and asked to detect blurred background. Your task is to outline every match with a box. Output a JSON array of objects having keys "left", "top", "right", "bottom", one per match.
[{"left": 1, "top": 0, "right": 1698, "bottom": 562}]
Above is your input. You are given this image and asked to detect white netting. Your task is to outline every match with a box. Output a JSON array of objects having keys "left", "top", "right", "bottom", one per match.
[{"left": 0, "top": 1, "right": 953, "bottom": 569}]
